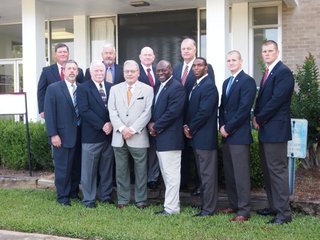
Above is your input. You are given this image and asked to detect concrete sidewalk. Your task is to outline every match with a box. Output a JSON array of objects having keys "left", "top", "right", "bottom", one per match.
[{"left": 0, "top": 230, "right": 82, "bottom": 240}]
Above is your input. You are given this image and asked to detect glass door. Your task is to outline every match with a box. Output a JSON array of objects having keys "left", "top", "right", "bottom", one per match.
[{"left": 0, "top": 59, "right": 23, "bottom": 93}]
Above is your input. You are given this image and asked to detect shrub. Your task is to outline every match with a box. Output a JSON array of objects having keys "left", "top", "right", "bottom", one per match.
[{"left": 0, "top": 119, "right": 52, "bottom": 170}]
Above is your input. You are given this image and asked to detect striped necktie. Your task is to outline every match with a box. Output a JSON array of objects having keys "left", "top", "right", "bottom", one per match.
[{"left": 71, "top": 83, "right": 80, "bottom": 125}]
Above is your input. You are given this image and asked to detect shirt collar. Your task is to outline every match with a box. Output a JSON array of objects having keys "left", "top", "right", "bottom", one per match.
[
  {"left": 231, "top": 69, "right": 242, "bottom": 79},
  {"left": 267, "top": 59, "right": 280, "bottom": 73},
  {"left": 196, "top": 73, "right": 208, "bottom": 85}
]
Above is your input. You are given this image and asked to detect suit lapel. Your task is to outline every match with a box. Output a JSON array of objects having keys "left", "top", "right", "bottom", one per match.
[
  {"left": 259, "top": 61, "right": 282, "bottom": 95},
  {"left": 60, "top": 81, "right": 73, "bottom": 108},
  {"left": 52, "top": 64, "right": 61, "bottom": 81},
  {"left": 89, "top": 80, "right": 105, "bottom": 108}
]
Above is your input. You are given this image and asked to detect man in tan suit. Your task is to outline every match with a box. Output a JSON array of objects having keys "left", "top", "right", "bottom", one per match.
[{"left": 108, "top": 60, "right": 154, "bottom": 209}]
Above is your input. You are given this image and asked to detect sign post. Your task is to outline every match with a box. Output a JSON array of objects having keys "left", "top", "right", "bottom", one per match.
[{"left": 287, "top": 119, "right": 308, "bottom": 195}]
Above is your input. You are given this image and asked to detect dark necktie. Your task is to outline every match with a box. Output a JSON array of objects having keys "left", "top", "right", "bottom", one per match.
[
  {"left": 181, "top": 65, "right": 189, "bottom": 86},
  {"left": 262, "top": 67, "right": 269, "bottom": 86},
  {"left": 99, "top": 83, "right": 107, "bottom": 108},
  {"left": 71, "top": 83, "right": 80, "bottom": 125},
  {"left": 60, "top": 67, "right": 64, "bottom": 80},
  {"left": 226, "top": 76, "right": 234, "bottom": 96},
  {"left": 147, "top": 68, "right": 155, "bottom": 87}
]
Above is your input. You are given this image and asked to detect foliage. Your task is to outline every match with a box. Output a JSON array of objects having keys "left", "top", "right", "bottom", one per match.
[
  {"left": 0, "top": 119, "right": 52, "bottom": 170},
  {"left": 0, "top": 188, "right": 320, "bottom": 240},
  {"left": 291, "top": 53, "right": 320, "bottom": 146}
]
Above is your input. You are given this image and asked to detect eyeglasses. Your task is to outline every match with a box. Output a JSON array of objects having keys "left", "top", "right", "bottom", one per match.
[{"left": 124, "top": 70, "right": 137, "bottom": 74}]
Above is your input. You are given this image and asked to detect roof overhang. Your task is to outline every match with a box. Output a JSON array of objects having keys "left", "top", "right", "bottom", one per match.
[{"left": 283, "top": 0, "right": 298, "bottom": 8}]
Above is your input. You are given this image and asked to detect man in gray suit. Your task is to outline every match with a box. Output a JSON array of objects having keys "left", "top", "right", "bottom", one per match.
[{"left": 108, "top": 60, "right": 154, "bottom": 209}]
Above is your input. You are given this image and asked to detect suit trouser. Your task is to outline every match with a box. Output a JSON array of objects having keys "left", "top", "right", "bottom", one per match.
[
  {"left": 81, "top": 141, "right": 114, "bottom": 205},
  {"left": 52, "top": 146, "right": 76, "bottom": 204},
  {"left": 147, "top": 137, "right": 160, "bottom": 183},
  {"left": 156, "top": 150, "right": 181, "bottom": 214},
  {"left": 70, "top": 127, "right": 81, "bottom": 197},
  {"left": 113, "top": 144, "right": 148, "bottom": 205},
  {"left": 194, "top": 149, "right": 218, "bottom": 214},
  {"left": 222, "top": 143, "right": 251, "bottom": 217},
  {"left": 259, "top": 142, "right": 291, "bottom": 219}
]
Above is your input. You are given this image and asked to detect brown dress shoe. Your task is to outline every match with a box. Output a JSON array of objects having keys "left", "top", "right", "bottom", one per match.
[
  {"left": 230, "top": 215, "right": 249, "bottom": 222},
  {"left": 117, "top": 204, "right": 128, "bottom": 209}
]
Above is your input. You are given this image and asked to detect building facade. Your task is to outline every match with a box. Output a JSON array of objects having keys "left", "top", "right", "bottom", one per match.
[{"left": 0, "top": 0, "right": 319, "bottom": 121}]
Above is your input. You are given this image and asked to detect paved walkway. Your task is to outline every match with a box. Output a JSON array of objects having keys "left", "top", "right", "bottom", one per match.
[{"left": 0, "top": 230, "right": 82, "bottom": 240}]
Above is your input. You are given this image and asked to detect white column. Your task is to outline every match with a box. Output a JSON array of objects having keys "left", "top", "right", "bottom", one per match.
[
  {"left": 206, "top": 0, "right": 230, "bottom": 95},
  {"left": 231, "top": 2, "right": 249, "bottom": 72},
  {"left": 22, "top": 0, "right": 45, "bottom": 122},
  {"left": 74, "top": 15, "right": 89, "bottom": 70}
]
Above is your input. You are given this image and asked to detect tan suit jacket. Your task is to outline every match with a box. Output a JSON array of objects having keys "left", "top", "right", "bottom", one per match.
[{"left": 108, "top": 81, "right": 154, "bottom": 148}]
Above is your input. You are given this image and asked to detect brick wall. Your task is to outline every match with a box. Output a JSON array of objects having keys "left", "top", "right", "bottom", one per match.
[{"left": 282, "top": 0, "right": 320, "bottom": 71}]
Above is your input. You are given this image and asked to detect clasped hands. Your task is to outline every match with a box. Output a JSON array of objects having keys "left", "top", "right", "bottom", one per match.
[{"left": 103, "top": 122, "right": 113, "bottom": 135}]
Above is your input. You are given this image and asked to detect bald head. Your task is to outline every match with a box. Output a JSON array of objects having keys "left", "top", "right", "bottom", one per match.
[{"left": 139, "top": 46, "right": 155, "bottom": 67}]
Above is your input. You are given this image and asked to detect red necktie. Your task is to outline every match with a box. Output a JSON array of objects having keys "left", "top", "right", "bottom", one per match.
[
  {"left": 147, "top": 68, "right": 155, "bottom": 87},
  {"left": 60, "top": 67, "right": 64, "bottom": 80},
  {"left": 181, "top": 65, "right": 189, "bottom": 86},
  {"left": 262, "top": 67, "right": 269, "bottom": 86}
]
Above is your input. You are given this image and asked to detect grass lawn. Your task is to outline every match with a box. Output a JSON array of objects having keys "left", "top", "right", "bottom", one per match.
[{"left": 0, "top": 188, "right": 319, "bottom": 240}]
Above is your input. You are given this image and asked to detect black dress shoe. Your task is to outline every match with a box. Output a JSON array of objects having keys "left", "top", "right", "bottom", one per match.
[
  {"left": 256, "top": 208, "right": 276, "bottom": 216},
  {"left": 193, "top": 211, "right": 213, "bottom": 217},
  {"left": 86, "top": 202, "right": 96, "bottom": 208},
  {"left": 191, "top": 186, "right": 201, "bottom": 196},
  {"left": 101, "top": 199, "right": 114, "bottom": 204},
  {"left": 268, "top": 217, "right": 292, "bottom": 224},
  {"left": 117, "top": 204, "right": 128, "bottom": 209},
  {"left": 155, "top": 210, "right": 171, "bottom": 215},
  {"left": 70, "top": 195, "right": 81, "bottom": 201},
  {"left": 136, "top": 204, "right": 147, "bottom": 209}
]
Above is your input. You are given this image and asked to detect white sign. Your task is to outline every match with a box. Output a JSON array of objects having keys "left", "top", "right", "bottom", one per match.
[
  {"left": 0, "top": 93, "right": 26, "bottom": 114},
  {"left": 287, "top": 118, "right": 308, "bottom": 158}
]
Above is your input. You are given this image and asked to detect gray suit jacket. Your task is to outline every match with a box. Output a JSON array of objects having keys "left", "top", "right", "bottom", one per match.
[{"left": 108, "top": 81, "right": 154, "bottom": 148}]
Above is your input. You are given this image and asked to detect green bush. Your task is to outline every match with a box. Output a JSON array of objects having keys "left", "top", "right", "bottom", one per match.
[{"left": 0, "top": 119, "right": 52, "bottom": 170}]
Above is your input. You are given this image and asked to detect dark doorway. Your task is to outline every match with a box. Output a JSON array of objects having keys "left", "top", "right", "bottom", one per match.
[{"left": 118, "top": 9, "right": 197, "bottom": 67}]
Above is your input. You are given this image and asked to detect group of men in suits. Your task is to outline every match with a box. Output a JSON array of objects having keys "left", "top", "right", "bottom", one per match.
[{"left": 39, "top": 38, "right": 294, "bottom": 224}]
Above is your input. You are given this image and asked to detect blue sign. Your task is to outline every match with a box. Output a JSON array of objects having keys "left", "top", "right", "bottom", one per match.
[{"left": 287, "top": 118, "right": 308, "bottom": 158}]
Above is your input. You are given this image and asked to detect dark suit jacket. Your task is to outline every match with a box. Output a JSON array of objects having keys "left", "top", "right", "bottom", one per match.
[
  {"left": 254, "top": 61, "right": 295, "bottom": 142},
  {"left": 84, "top": 63, "right": 125, "bottom": 85},
  {"left": 44, "top": 81, "right": 79, "bottom": 148},
  {"left": 185, "top": 75, "right": 219, "bottom": 150},
  {"left": 77, "top": 79, "right": 112, "bottom": 144},
  {"left": 219, "top": 70, "right": 257, "bottom": 145},
  {"left": 37, "top": 63, "right": 85, "bottom": 113},
  {"left": 173, "top": 63, "right": 215, "bottom": 96},
  {"left": 138, "top": 64, "right": 160, "bottom": 90},
  {"left": 151, "top": 77, "right": 186, "bottom": 151}
]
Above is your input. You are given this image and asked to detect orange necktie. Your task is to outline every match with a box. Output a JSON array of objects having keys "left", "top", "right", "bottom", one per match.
[{"left": 127, "top": 86, "right": 132, "bottom": 105}]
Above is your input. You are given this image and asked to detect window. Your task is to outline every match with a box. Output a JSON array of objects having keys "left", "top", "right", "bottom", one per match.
[
  {"left": 250, "top": 3, "right": 281, "bottom": 83},
  {"left": 199, "top": 9, "right": 207, "bottom": 58},
  {"left": 45, "top": 20, "right": 74, "bottom": 65},
  {"left": 90, "top": 17, "right": 116, "bottom": 62}
]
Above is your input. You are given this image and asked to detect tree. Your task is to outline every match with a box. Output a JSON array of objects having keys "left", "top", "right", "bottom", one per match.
[{"left": 291, "top": 53, "right": 320, "bottom": 168}]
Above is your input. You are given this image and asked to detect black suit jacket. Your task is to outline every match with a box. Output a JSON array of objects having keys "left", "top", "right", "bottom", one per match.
[
  {"left": 254, "top": 61, "right": 294, "bottom": 142},
  {"left": 151, "top": 77, "right": 186, "bottom": 151},
  {"left": 138, "top": 64, "right": 160, "bottom": 90},
  {"left": 219, "top": 70, "right": 257, "bottom": 145},
  {"left": 44, "top": 81, "right": 79, "bottom": 148},
  {"left": 173, "top": 63, "right": 215, "bottom": 96},
  {"left": 84, "top": 63, "right": 125, "bottom": 85},
  {"left": 77, "top": 79, "right": 112, "bottom": 144},
  {"left": 37, "top": 63, "right": 85, "bottom": 113},
  {"left": 185, "top": 75, "right": 219, "bottom": 150}
]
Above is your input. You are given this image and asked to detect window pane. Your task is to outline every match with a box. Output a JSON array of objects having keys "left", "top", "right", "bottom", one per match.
[
  {"left": 90, "top": 17, "right": 116, "bottom": 62},
  {"left": 253, "top": 28, "right": 278, "bottom": 83},
  {"left": 0, "top": 64, "right": 14, "bottom": 93},
  {"left": 49, "top": 20, "right": 74, "bottom": 64},
  {"left": 200, "top": 9, "right": 206, "bottom": 58},
  {"left": 253, "top": 7, "right": 278, "bottom": 26},
  {"left": 0, "top": 24, "right": 22, "bottom": 59}
]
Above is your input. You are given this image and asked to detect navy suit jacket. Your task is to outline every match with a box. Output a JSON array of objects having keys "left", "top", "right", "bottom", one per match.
[
  {"left": 44, "top": 80, "right": 79, "bottom": 148},
  {"left": 84, "top": 63, "right": 125, "bottom": 85},
  {"left": 185, "top": 75, "right": 219, "bottom": 150},
  {"left": 219, "top": 70, "right": 257, "bottom": 145},
  {"left": 173, "top": 63, "right": 215, "bottom": 96},
  {"left": 77, "top": 79, "right": 112, "bottom": 144},
  {"left": 254, "top": 61, "right": 294, "bottom": 142},
  {"left": 37, "top": 63, "right": 85, "bottom": 113},
  {"left": 138, "top": 64, "right": 160, "bottom": 90},
  {"left": 151, "top": 77, "right": 186, "bottom": 151}
]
